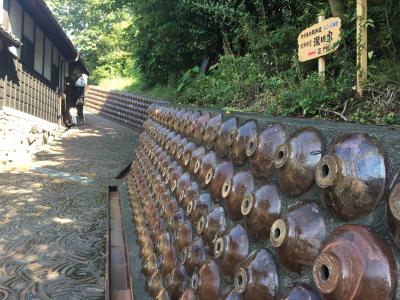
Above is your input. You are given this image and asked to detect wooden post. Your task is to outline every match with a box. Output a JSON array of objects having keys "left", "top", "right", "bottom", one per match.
[
  {"left": 357, "top": 0, "right": 368, "bottom": 96},
  {"left": 318, "top": 15, "right": 326, "bottom": 81}
]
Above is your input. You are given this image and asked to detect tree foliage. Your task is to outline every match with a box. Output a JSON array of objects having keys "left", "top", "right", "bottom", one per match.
[{"left": 47, "top": 0, "right": 400, "bottom": 124}]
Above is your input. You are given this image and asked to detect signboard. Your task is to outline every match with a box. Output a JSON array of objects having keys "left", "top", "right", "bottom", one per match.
[{"left": 298, "top": 17, "right": 341, "bottom": 62}]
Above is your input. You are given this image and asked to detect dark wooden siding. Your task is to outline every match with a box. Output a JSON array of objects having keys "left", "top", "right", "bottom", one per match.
[{"left": 0, "top": 49, "right": 58, "bottom": 123}]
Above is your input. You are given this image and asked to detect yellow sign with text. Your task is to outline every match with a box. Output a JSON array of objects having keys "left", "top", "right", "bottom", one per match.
[{"left": 298, "top": 17, "right": 341, "bottom": 62}]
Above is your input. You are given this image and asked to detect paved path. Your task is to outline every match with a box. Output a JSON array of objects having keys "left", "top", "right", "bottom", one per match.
[{"left": 0, "top": 112, "right": 139, "bottom": 299}]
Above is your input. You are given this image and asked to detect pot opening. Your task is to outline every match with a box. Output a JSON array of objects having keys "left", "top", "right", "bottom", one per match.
[
  {"left": 274, "top": 227, "right": 281, "bottom": 239},
  {"left": 186, "top": 201, "right": 193, "bottom": 215},
  {"left": 184, "top": 154, "right": 190, "bottom": 166},
  {"left": 222, "top": 179, "right": 232, "bottom": 198},
  {"left": 321, "top": 164, "right": 330, "bottom": 178},
  {"left": 320, "top": 264, "right": 330, "bottom": 281},
  {"left": 197, "top": 216, "right": 206, "bottom": 234},
  {"left": 234, "top": 268, "right": 248, "bottom": 294},
  {"left": 206, "top": 169, "right": 213, "bottom": 184}
]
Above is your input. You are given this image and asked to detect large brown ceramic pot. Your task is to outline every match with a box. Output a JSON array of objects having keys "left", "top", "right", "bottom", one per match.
[
  {"left": 274, "top": 127, "right": 323, "bottom": 196},
  {"left": 214, "top": 224, "right": 249, "bottom": 276},
  {"left": 182, "top": 142, "right": 196, "bottom": 168},
  {"left": 277, "top": 283, "right": 320, "bottom": 300},
  {"left": 197, "top": 206, "right": 227, "bottom": 250},
  {"left": 148, "top": 270, "right": 164, "bottom": 297},
  {"left": 231, "top": 120, "right": 257, "bottom": 167},
  {"left": 188, "top": 146, "right": 206, "bottom": 177},
  {"left": 198, "top": 151, "right": 218, "bottom": 187},
  {"left": 181, "top": 236, "right": 207, "bottom": 275},
  {"left": 181, "top": 181, "right": 200, "bottom": 212},
  {"left": 210, "top": 160, "right": 234, "bottom": 201},
  {"left": 222, "top": 287, "right": 243, "bottom": 300},
  {"left": 179, "top": 289, "right": 198, "bottom": 300},
  {"left": 186, "top": 111, "right": 201, "bottom": 138},
  {"left": 203, "top": 114, "right": 223, "bottom": 150},
  {"left": 191, "top": 259, "right": 221, "bottom": 300},
  {"left": 215, "top": 116, "right": 238, "bottom": 158},
  {"left": 156, "top": 288, "right": 171, "bottom": 300},
  {"left": 388, "top": 176, "right": 400, "bottom": 248},
  {"left": 165, "top": 265, "right": 189, "bottom": 299},
  {"left": 313, "top": 224, "right": 397, "bottom": 300},
  {"left": 187, "top": 193, "right": 211, "bottom": 224},
  {"left": 270, "top": 201, "right": 326, "bottom": 273},
  {"left": 234, "top": 249, "right": 279, "bottom": 300},
  {"left": 241, "top": 184, "right": 281, "bottom": 241},
  {"left": 247, "top": 124, "right": 286, "bottom": 179},
  {"left": 193, "top": 112, "right": 210, "bottom": 146},
  {"left": 223, "top": 171, "right": 255, "bottom": 221},
  {"left": 160, "top": 244, "right": 178, "bottom": 275},
  {"left": 176, "top": 137, "right": 188, "bottom": 161},
  {"left": 176, "top": 173, "right": 192, "bottom": 200},
  {"left": 143, "top": 253, "right": 159, "bottom": 277},
  {"left": 315, "top": 133, "right": 386, "bottom": 220},
  {"left": 175, "top": 220, "right": 193, "bottom": 251}
]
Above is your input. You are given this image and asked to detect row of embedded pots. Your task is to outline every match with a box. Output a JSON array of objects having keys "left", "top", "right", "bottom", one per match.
[
  {"left": 126, "top": 115, "right": 399, "bottom": 300},
  {"left": 147, "top": 104, "right": 400, "bottom": 232}
]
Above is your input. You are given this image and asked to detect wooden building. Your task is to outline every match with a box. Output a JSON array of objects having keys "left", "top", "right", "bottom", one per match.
[{"left": 0, "top": 0, "right": 89, "bottom": 124}]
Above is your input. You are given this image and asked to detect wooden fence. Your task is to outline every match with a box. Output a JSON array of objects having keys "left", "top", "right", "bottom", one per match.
[{"left": 0, "top": 55, "right": 59, "bottom": 124}]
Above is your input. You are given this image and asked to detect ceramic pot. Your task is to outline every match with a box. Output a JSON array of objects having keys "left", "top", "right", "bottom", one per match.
[
  {"left": 181, "top": 237, "right": 207, "bottom": 275},
  {"left": 223, "top": 171, "right": 255, "bottom": 221},
  {"left": 313, "top": 224, "right": 397, "bottom": 300},
  {"left": 165, "top": 265, "right": 189, "bottom": 299},
  {"left": 197, "top": 206, "right": 228, "bottom": 250},
  {"left": 241, "top": 184, "right": 281, "bottom": 241},
  {"left": 175, "top": 220, "right": 193, "bottom": 251},
  {"left": 234, "top": 249, "right": 278, "bottom": 300},
  {"left": 203, "top": 114, "right": 222, "bottom": 150},
  {"left": 191, "top": 260, "right": 221, "bottom": 300},
  {"left": 274, "top": 127, "right": 323, "bottom": 197},
  {"left": 231, "top": 120, "right": 257, "bottom": 167},
  {"left": 247, "top": 124, "right": 286, "bottom": 179},
  {"left": 214, "top": 224, "right": 250, "bottom": 276},
  {"left": 187, "top": 193, "right": 211, "bottom": 224},
  {"left": 156, "top": 288, "right": 171, "bottom": 300},
  {"left": 210, "top": 160, "right": 234, "bottom": 201},
  {"left": 215, "top": 117, "right": 238, "bottom": 158},
  {"left": 315, "top": 133, "right": 386, "bottom": 220},
  {"left": 160, "top": 244, "right": 178, "bottom": 275},
  {"left": 198, "top": 151, "right": 218, "bottom": 187},
  {"left": 270, "top": 201, "right": 326, "bottom": 273},
  {"left": 193, "top": 112, "right": 210, "bottom": 146},
  {"left": 179, "top": 288, "right": 198, "bottom": 300},
  {"left": 388, "top": 176, "right": 400, "bottom": 248}
]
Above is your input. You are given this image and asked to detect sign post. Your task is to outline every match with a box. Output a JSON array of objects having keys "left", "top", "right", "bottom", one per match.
[
  {"left": 357, "top": 0, "right": 368, "bottom": 96},
  {"left": 298, "top": 17, "right": 341, "bottom": 63},
  {"left": 318, "top": 15, "right": 326, "bottom": 81}
]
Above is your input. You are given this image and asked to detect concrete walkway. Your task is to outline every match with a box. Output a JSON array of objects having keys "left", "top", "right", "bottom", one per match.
[{"left": 0, "top": 112, "right": 139, "bottom": 299}]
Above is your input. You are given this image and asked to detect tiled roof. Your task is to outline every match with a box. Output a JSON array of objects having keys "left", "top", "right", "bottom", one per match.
[{"left": 0, "top": 25, "right": 22, "bottom": 48}]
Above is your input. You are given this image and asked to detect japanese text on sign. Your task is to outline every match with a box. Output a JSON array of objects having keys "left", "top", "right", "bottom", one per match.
[{"left": 298, "top": 17, "right": 341, "bottom": 62}]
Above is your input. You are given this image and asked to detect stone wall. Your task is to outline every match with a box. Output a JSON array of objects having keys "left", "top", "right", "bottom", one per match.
[
  {"left": 0, "top": 107, "right": 62, "bottom": 165},
  {"left": 127, "top": 103, "right": 400, "bottom": 299}
]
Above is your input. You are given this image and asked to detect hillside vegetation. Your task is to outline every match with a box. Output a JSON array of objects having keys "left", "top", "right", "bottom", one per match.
[{"left": 47, "top": 0, "right": 400, "bottom": 125}]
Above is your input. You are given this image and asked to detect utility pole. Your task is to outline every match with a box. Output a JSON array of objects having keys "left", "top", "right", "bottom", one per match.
[
  {"left": 356, "top": 0, "right": 368, "bottom": 96},
  {"left": 318, "top": 15, "right": 326, "bottom": 81}
]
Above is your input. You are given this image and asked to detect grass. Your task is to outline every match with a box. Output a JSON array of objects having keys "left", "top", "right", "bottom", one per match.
[{"left": 98, "top": 76, "right": 177, "bottom": 101}]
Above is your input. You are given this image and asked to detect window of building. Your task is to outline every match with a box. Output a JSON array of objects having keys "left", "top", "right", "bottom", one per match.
[
  {"left": 44, "top": 37, "right": 52, "bottom": 81},
  {"left": 51, "top": 46, "right": 59, "bottom": 87},
  {"left": 21, "top": 12, "right": 34, "bottom": 69},
  {"left": 8, "top": 0, "right": 22, "bottom": 58},
  {"left": 34, "top": 26, "right": 44, "bottom": 74}
]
